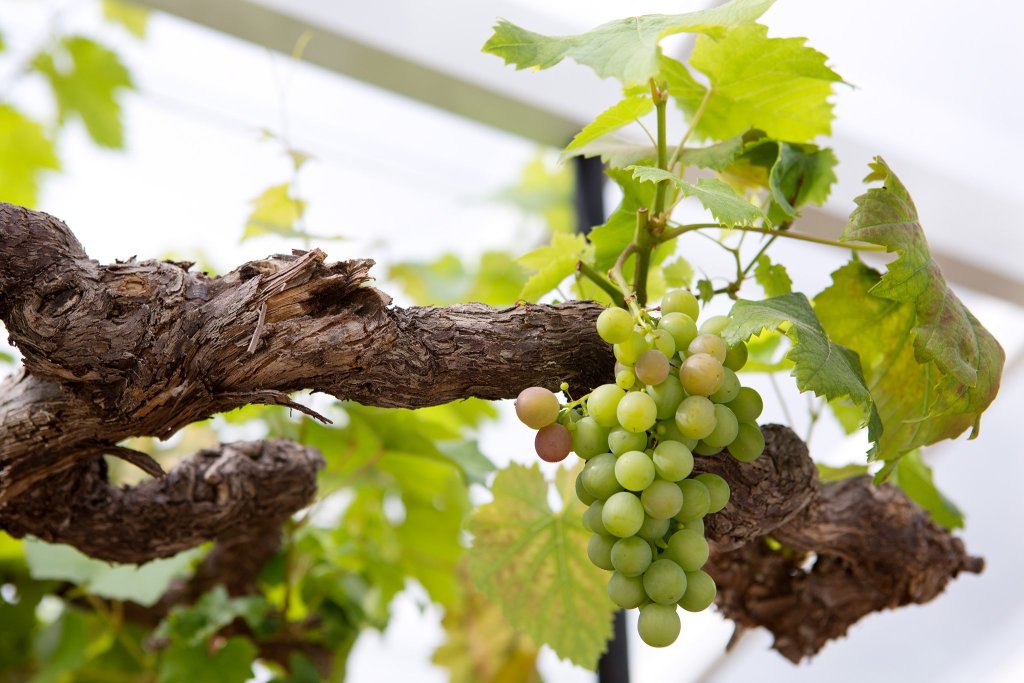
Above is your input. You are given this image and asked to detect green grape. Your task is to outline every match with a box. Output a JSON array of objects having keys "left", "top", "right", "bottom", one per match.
[
  {"left": 617, "top": 391, "right": 658, "bottom": 433},
  {"left": 608, "top": 427, "right": 647, "bottom": 455},
  {"left": 582, "top": 453, "right": 622, "bottom": 500},
  {"left": 602, "top": 491, "right": 645, "bottom": 538},
  {"left": 575, "top": 471, "right": 596, "bottom": 505},
  {"left": 675, "top": 479, "right": 711, "bottom": 521},
  {"left": 583, "top": 501, "right": 608, "bottom": 535},
  {"left": 643, "top": 559, "right": 687, "bottom": 605},
  {"left": 699, "top": 315, "right": 730, "bottom": 336},
  {"left": 723, "top": 341, "right": 748, "bottom": 371},
  {"left": 646, "top": 376, "right": 685, "bottom": 421},
  {"left": 654, "top": 420, "right": 698, "bottom": 450},
  {"left": 587, "top": 534, "right": 616, "bottom": 571},
  {"left": 695, "top": 473, "right": 730, "bottom": 513},
  {"left": 637, "top": 603, "right": 681, "bottom": 647},
  {"left": 688, "top": 333, "right": 728, "bottom": 363},
  {"left": 665, "top": 529, "right": 709, "bottom": 571},
  {"left": 611, "top": 536, "right": 653, "bottom": 577},
  {"left": 572, "top": 417, "right": 610, "bottom": 460},
  {"left": 535, "top": 423, "right": 572, "bottom": 462},
  {"left": 615, "top": 450, "right": 656, "bottom": 491},
  {"left": 616, "top": 368, "right": 636, "bottom": 390},
  {"left": 597, "top": 307, "right": 634, "bottom": 344},
  {"left": 652, "top": 440, "right": 694, "bottom": 481},
  {"left": 587, "top": 384, "right": 625, "bottom": 427},
  {"left": 675, "top": 395, "right": 717, "bottom": 440},
  {"left": 692, "top": 440, "right": 722, "bottom": 456},
  {"left": 728, "top": 422, "right": 765, "bottom": 462},
  {"left": 662, "top": 290, "right": 699, "bottom": 319},
  {"left": 614, "top": 331, "right": 651, "bottom": 365},
  {"left": 679, "top": 353, "right": 724, "bottom": 396},
  {"left": 657, "top": 312, "right": 699, "bottom": 352},
  {"left": 515, "top": 386, "right": 560, "bottom": 429},
  {"left": 679, "top": 570, "right": 717, "bottom": 612},
  {"left": 709, "top": 367, "right": 740, "bottom": 404},
  {"left": 727, "top": 386, "right": 763, "bottom": 423},
  {"left": 608, "top": 572, "right": 647, "bottom": 609},
  {"left": 641, "top": 480, "right": 684, "bottom": 519},
  {"left": 702, "top": 404, "right": 739, "bottom": 449},
  {"left": 637, "top": 515, "right": 670, "bottom": 543},
  {"left": 682, "top": 517, "right": 704, "bottom": 534},
  {"left": 635, "top": 349, "right": 671, "bottom": 386},
  {"left": 652, "top": 329, "right": 676, "bottom": 357}
]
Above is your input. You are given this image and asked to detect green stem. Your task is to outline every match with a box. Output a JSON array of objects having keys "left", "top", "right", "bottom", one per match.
[
  {"left": 652, "top": 95, "right": 669, "bottom": 217},
  {"left": 577, "top": 261, "right": 626, "bottom": 308},
  {"left": 660, "top": 223, "right": 886, "bottom": 253}
]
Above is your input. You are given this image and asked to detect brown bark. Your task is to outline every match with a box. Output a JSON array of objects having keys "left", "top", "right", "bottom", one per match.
[{"left": 0, "top": 203, "right": 981, "bottom": 662}]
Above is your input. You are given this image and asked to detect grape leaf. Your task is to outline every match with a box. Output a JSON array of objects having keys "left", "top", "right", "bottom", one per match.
[
  {"left": 724, "top": 293, "right": 882, "bottom": 447},
  {"left": 483, "top": 0, "right": 773, "bottom": 86},
  {"left": 389, "top": 251, "right": 527, "bottom": 306},
  {"left": 492, "top": 154, "right": 574, "bottom": 234},
  {"left": 816, "top": 463, "right": 869, "bottom": 482},
  {"left": 562, "top": 135, "right": 657, "bottom": 168},
  {"left": 243, "top": 183, "right": 307, "bottom": 241},
  {"left": 466, "top": 464, "right": 614, "bottom": 668},
  {"left": 0, "top": 105, "right": 60, "bottom": 207},
  {"left": 888, "top": 451, "right": 964, "bottom": 529},
  {"left": 815, "top": 260, "right": 1000, "bottom": 462},
  {"left": 437, "top": 440, "right": 496, "bottom": 487},
  {"left": 754, "top": 254, "right": 792, "bottom": 297},
  {"left": 661, "top": 257, "right": 694, "bottom": 289},
  {"left": 843, "top": 158, "right": 1004, "bottom": 394},
  {"left": 102, "top": 0, "right": 150, "bottom": 38},
  {"left": 589, "top": 168, "right": 656, "bottom": 270},
  {"left": 696, "top": 278, "right": 714, "bottom": 304},
  {"left": 629, "top": 167, "right": 765, "bottom": 226},
  {"left": 678, "top": 135, "right": 746, "bottom": 171},
  {"left": 32, "top": 36, "right": 134, "bottom": 148},
  {"left": 0, "top": 350, "right": 14, "bottom": 365},
  {"left": 156, "top": 586, "right": 270, "bottom": 646},
  {"left": 563, "top": 96, "right": 653, "bottom": 156},
  {"left": 674, "top": 24, "right": 842, "bottom": 142},
  {"left": 158, "top": 637, "right": 256, "bottom": 683},
  {"left": 518, "top": 232, "right": 591, "bottom": 301}
]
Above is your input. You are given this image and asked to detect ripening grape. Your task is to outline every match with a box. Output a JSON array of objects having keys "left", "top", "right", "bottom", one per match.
[
  {"left": 682, "top": 517, "right": 704, "bottom": 534},
  {"left": 665, "top": 529, "right": 709, "bottom": 571},
  {"left": 637, "top": 515, "right": 670, "bottom": 542},
  {"left": 728, "top": 421, "right": 765, "bottom": 462},
  {"left": 658, "top": 312, "right": 698, "bottom": 352},
  {"left": 602, "top": 491, "right": 645, "bottom": 537},
  {"left": 615, "top": 450, "right": 656, "bottom": 491},
  {"left": 692, "top": 440, "right": 722, "bottom": 456},
  {"left": 637, "top": 604, "right": 681, "bottom": 647},
  {"left": 575, "top": 472, "right": 596, "bottom": 505},
  {"left": 652, "top": 440, "right": 694, "bottom": 481},
  {"left": 699, "top": 315, "right": 730, "bottom": 336},
  {"left": 572, "top": 417, "right": 610, "bottom": 460},
  {"left": 695, "top": 473, "right": 730, "bottom": 513},
  {"left": 651, "top": 329, "right": 676, "bottom": 357},
  {"left": 723, "top": 341, "right": 748, "bottom": 371},
  {"left": 582, "top": 453, "right": 622, "bottom": 500},
  {"left": 583, "top": 501, "right": 608, "bottom": 535},
  {"left": 702, "top": 404, "right": 739, "bottom": 449},
  {"left": 727, "top": 386, "right": 763, "bottom": 423},
  {"left": 675, "top": 395, "right": 717, "bottom": 440},
  {"left": 587, "top": 534, "right": 616, "bottom": 571},
  {"left": 688, "top": 333, "right": 728, "bottom": 363},
  {"left": 515, "top": 386, "right": 560, "bottom": 429},
  {"left": 635, "top": 349, "right": 670, "bottom": 386},
  {"left": 679, "top": 353, "right": 724, "bottom": 396},
  {"left": 675, "top": 479, "right": 711, "bottom": 521},
  {"left": 709, "top": 367, "right": 740, "bottom": 404},
  {"left": 617, "top": 391, "right": 658, "bottom": 433},
  {"left": 596, "top": 307, "right": 634, "bottom": 344},
  {"left": 616, "top": 368, "right": 636, "bottom": 390},
  {"left": 641, "top": 479, "right": 684, "bottom": 519},
  {"left": 608, "top": 427, "right": 647, "bottom": 455},
  {"left": 646, "top": 375, "right": 685, "bottom": 421},
  {"left": 643, "top": 559, "right": 687, "bottom": 605},
  {"left": 610, "top": 536, "right": 653, "bottom": 577},
  {"left": 608, "top": 572, "right": 648, "bottom": 609},
  {"left": 614, "top": 331, "right": 651, "bottom": 365},
  {"left": 679, "top": 570, "right": 717, "bottom": 612},
  {"left": 661, "top": 289, "right": 699, "bottom": 319},
  {"left": 654, "top": 420, "right": 698, "bottom": 450},
  {"left": 588, "top": 384, "right": 625, "bottom": 427},
  {"left": 535, "top": 423, "right": 572, "bottom": 462}
]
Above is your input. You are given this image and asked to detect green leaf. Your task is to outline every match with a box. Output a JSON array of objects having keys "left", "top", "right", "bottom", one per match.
[
  {"left": 816, "top": 463, "right": 869, "bottom": 482},
  {"left": 389, "top": 251, "right": 527, "bottom": 306},
  {"left": 562, "top": 135, "right": 657, "bottom": 168},
  {"left": 888, "top": 451, "right": 964, "bottom": 530},
  {"left": 742, "top": 328, "right": 790, "bottom": 373},
  {"left": 158, "top": 637, "right": 257, "bottom": 683},
  {"left": 437, "top": 440, "right": 496, "bottom": 487},
  {"left": 0, "top": 105, "right": 60, "bottom": 207},
  {"left": 589, "top": 167, "right": 657, "bottom": 270},
  {"left": 517, "top": 232, "right": 591, "bottom": 301},
  {"left": 563, "top": 96, "right": 653, "bottom": 156},
  {"left": 661, "top": 257, "right": 694, "bottom": 289},
  {"left": 675, "top": 24, "right": 842, "bottom": 142},
  {"left": 102, "top": 0, "right": 150, "bottom": 38},
  {"left": 24, "top": 539, "right": 199, "bottom": 607},
  {"left": 629, "top": 167, "right": 765, "bottom": 226},
  {"left": 466, "top": 464, "right": 614, "bottom": 668},
  {"left": 754, "top": 254, "right": 792, "bottom": 297},
  {"left": 32, "top": 36, "right": 134, "bottom": 148},
  {"left": 243, "top": 183, "right": 307, "bottom": 241},
  {"left": 0, "top": 350, "right": 14, "bottom": 365},
  {"left": 492, "top": 154, "right": 574, "bottom": 234},
  {"left": 724, "top": 293, "right": 881, "bottom": 446},
  {"left": 156, "top": 586, "right": 270, "bottom": 645},
  {"left": 483, "top": 0, "right": 773, "bottom": 85},
  {"left": 696, "top": 278, "right": 714, "bottom": 304},
  {"left": 829, "top": 398, "right": 864, "bottom": 435},
  {"left": 678, "top": 135, "right": 746, "bottom": 171},
  {"left": 815, "top": 260, "right": 1001, "bottom": 462}
]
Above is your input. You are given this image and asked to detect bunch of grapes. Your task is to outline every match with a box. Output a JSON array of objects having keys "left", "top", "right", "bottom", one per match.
[{"left": 514, "top": 289, "right": 765, "bottom": 648}]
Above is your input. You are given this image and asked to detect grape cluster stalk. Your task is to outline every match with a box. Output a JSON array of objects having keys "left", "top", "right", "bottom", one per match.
[{"left": 514, "top": 290, "right": 765, "bottom": 648}]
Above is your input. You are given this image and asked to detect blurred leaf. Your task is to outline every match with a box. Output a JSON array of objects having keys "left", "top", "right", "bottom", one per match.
[
  {"left": 493, "top": 154, "right": 573, "bottom": 234},
  {"left": 438, "top": 440, "right": 496, "bottom": 487},
  {"left": 517, "top": 232, "right": 591, "bottom": 302},
  {"left": 158, "top": 637, "right": 256, "bottom": 683},
  {"left": 888, "top": 451, "right": 964, "bottom": 529},
  {"left": 0, "top": 105, "right": 60, "bottom": 207},
  {"left": 389, "top": 251, "right": 527, "bottom": 306},
  {"left": 243, "top": 183, "right": 307, "bottom": 241},
  {"left": 816, "top": 463, "right": 869, "bottom": 482},
  {"left": 754, "top": 254, "right": 792, "bottom": 298},
  {"left": 741, "top": 328, "right": 790, "bottom": 373},
  {"left": 661, "top": 257, "right": 694, "bottom": 289},
  {"left": 696, "top": 278, "right": 714, "bottom": 304},
  {"left": 156, "top": 586, "right": 270, "bottom": 645},
  {"left": 828, "top": 397, "right": 864, "bottom": 434},
  {"left": 590, "top": 167, "right": 657, "bottom": 270},
  {"left": 466, "top": 464, "right": 614, "bottom": 668},
  {"left": 102, "top": 0, "right": 150, "bottom": 38},
  {"left": 32, "top": 36, "right": 134, "bottom": 148}
]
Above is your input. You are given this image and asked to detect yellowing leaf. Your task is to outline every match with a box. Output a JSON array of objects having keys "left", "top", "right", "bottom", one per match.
[
  {"left": 243, "top": 183, "right": 307, "bottom": 241},
  {"left": 517, "top": 232, "right": 591, "bottom": 301},
  {"left": 102, "top": 0, "right": 150, "bottom": 38},
  {"left": 466, "top": 464, "right": 615, "bottom": 668},
  {"left": 889, "top": 451, "right": 964, "bottom": 530},
  {"left": 0, "top": 106, "right": 60, "bottom": 207}
]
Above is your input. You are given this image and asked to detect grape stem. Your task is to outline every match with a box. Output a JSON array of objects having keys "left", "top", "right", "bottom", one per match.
[
  {"left": 661, "top": 223, "right": 887, "bottom": 252},
  {"left": 577, "top": 260, "right": 627, "bottom": 308}
]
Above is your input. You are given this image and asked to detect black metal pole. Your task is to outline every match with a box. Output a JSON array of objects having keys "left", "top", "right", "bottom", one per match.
[{"left": 573, "top": 154, "right": 630, "bottom": 683}]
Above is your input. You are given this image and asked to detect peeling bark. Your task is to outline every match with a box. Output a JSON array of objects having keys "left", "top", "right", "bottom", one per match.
[{"left": 0, "top": 203, "right": 982, "bottom": 662}]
